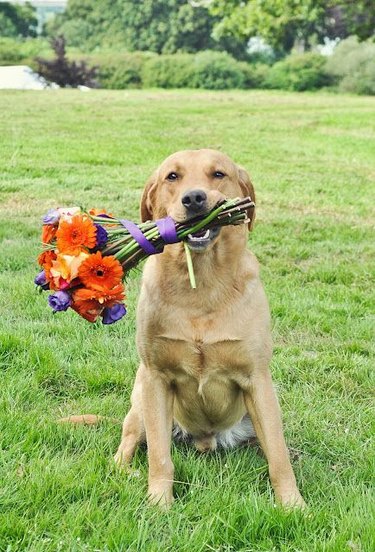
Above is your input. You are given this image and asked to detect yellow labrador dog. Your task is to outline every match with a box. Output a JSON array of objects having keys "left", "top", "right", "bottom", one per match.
[{"left": 115, "top": 149, "right": 304, "bottom": 509}]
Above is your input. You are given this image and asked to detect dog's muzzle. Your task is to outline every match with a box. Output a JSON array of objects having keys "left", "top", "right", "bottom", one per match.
[
  {"left": 181, "top": 189, "right": 207, "bottom": 214},
  {"left": 181, "top": 189, "right": 221, "bottom": 251},
  {"left": 187, "top": 226, "right": 221, "bottom": 251}
]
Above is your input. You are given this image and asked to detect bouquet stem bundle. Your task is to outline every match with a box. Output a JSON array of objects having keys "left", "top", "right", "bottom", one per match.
[
  {"left": 35, "top": 197, "right": 254, "bottom": 324},
  {"left": 92, "top": 197, "right": 253, "bottom": 271}
]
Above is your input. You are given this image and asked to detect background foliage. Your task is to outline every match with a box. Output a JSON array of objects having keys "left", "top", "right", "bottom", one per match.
[
  {"left": 209, "top": 0, "right": 375, "bottom": 54},
  {"left": 0, "top": 1, "right": 37, "bottom": 38},
  {"left": 264, "top": 53, "right": 333, "bottom": 92},
  {"left": 326, "top": 36, "right": 375, "bottom": 95},
  {"left": 2, "top": 34, "right": 375, "bottom": 94},
  {"left": 0, "top": 1, "right": 374, "bottom": 94},
  {"left": 45, "top": 0, "right": 245, "bottom": 58},
  {"left": 44, "top": 0, "right": 375, "bottom": 58}
]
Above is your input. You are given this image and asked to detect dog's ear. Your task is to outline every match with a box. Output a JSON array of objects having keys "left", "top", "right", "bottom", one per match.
[
  {"left": 140, "top": 171, "right": 158, "bottom": 222},
  {"left": 237, "top": 167, "right": 256, "bottom": 231}
]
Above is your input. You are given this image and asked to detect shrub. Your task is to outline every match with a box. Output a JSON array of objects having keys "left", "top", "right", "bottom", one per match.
[
  {"left": 0, "top": 37, "right": 51, "bottom": 67},
  {"left": 0, "top": 1, "right": 37, "bottom": 38},
  {"left": 326, "top": 36, "right": 375, "bottom": 95},
  {"left": 191, "top": 51, "right": 244, "bottom": 90},
  {"left": 0, "top": 37, "right": 24, "bottom": 65},
  {"left": 142, "top": 51, "right": 245, "bottom": 90},
  {"left": 238, "top": 62, "right": 271, "bottom": 89},
  {"left": 141, "top": 54, "right": 193, "bottom": 88},
  {"left": 339, "top": 60, "right": 375, "bottom": 95},
  {"left": 36, "top": 36, "right": 98, "bottom": 88},
  {"left": 265, "top": 52, "right": 332, "bottom": 91},
  {"left": 92, "top": 52, "right": 153, "bottom": 89}
]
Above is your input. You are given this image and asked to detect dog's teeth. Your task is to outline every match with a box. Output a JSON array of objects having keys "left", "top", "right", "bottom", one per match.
[{"left": 188, "top": 229, "right": 210, "bottom": 241}]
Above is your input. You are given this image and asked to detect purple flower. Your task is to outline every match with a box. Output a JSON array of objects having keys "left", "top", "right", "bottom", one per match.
[
  {"left": 102, "top": 304, "right": 127, "bottom": 325},
  {"left": 42, "top": 209, "right": 60, "bottom": 225},
  {"left": 34, "top": 270, "right": 49, "bottom": 290},
  {"left": 48, "top": 291, "right": 71, "bottom": 312},
  {"left": 95, "top": 224, "right": 108, "bottom": 247}
]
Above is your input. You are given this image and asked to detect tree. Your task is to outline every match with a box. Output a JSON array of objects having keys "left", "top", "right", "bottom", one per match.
[
  {"left": 208, "top": 1, "right": 375, "bottom": 55},
  {"left": 0, "top": 1, "right": 38, "bottom": 38},
  {"left": 159, "top": 3, "right": 217, "bottom": 53},
  {"left": 331, "top": 2, "right": 375, "bottom": 41},
  {"left": 46, "top": 0, "right": 248, "bottom": 57}
]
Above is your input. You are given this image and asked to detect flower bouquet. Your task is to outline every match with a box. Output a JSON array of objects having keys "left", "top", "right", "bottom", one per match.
[{"left": 35, "top": 198, "right": 254, "bottom": 324}]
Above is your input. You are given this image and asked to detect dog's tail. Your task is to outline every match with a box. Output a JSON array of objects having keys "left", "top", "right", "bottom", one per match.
[{"left": 57, "top": 414, "right": 120, "bottom": 425}]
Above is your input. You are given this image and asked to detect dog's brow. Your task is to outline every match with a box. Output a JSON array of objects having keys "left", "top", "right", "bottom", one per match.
[
  {"left": 206, "top": 164, "right": 227, "bottom": 174},
  {"left": 162, "top": 163, "right": 184, "bottom": 177}
]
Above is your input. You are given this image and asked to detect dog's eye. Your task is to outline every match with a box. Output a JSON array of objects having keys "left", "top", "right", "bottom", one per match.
[
  {"left": 166, "top": 172, "right": 178, "bottom": 181},
  {"left": 213, "top": 171, "right": 226, "bottom": 179}
]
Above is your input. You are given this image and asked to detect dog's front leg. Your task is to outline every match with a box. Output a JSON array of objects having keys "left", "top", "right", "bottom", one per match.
[
  {"left": 243, "top": 370, "right": 305, "bottom": 508},
  {"left": 142, "top": 366, "right": 175, "bottom": 509}
]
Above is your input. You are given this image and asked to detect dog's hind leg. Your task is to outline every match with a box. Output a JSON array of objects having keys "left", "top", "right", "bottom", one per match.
[{"left": 114, "top": 369, "right": 145, "bottom": 469}]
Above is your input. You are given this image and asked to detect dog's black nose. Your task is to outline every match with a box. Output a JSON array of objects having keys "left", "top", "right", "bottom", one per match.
[{"left": 181, "top": 189, "right": 207, "bottom": 213}]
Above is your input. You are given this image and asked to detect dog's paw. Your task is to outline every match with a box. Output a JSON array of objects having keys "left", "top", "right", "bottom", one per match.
[
  {"left": 148, "top": 485, "right": 174, "bottom": 511},
  {"left": 113, "top": 450, "right": 125, "bottom": 467},
  {"left": 194, "top": 435, "right": 217, "bottom": 453},
  {"left": 277, "top": 489, "right": 306, "bottom": 510},
  {"left": 113, "top": 451, "right": 132, "bottom": 472}
]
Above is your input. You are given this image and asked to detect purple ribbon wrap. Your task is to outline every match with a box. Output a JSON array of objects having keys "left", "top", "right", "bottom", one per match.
[{"left": 120, "top": 216, "right": 178, "bottom": 255}]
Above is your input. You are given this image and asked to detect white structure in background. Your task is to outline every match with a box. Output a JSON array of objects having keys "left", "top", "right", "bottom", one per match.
[
  {"left": 0, "top": 65, "right": 50, "bottom": 90},
  {"left": 247, "top": 36, "right": 274, "bottom": 59},
  {"left": 316, "top": 37, "right": 341, "bottom": 56}
]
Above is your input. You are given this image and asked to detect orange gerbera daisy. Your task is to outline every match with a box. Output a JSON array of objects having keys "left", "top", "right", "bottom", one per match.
[
  {"left": 78, "top": 252, "right": 123, "bottom": 290},
  {"left": 56, "top": 214, "right": 97, "bottom": 255},
  {"left": 73, "top": 283, "right": 125, "bottom": 308},
  {"left": 42, "top": 225, "right": 57, "bottom": 244}
]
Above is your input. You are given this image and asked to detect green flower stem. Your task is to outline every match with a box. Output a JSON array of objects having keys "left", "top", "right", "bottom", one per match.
[
  {"left": 184, "top": 242, "right": 196, "bottom": 289},
  {"left": 178, "top": 199, "right": 237, "bottom": 239},
  {"left": 113, "top": 227, "right": 160, "bottom": 261}
]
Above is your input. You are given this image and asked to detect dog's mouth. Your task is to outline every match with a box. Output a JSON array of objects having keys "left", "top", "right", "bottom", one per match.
[{"left": 186, "top": 227, "right": 221, "bottom": 252}]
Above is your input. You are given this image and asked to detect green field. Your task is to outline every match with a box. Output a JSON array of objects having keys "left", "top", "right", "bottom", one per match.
[{"left": 0, "top": 90, "right": 374, "bottom": 551}]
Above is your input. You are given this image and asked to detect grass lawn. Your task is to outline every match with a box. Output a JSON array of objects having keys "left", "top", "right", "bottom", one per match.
[{"left": 0, "top": 89, "right": 374, "bottom": 552}]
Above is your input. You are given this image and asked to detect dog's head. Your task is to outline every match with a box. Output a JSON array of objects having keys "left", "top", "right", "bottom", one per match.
[{"left": 140, "top": 149, "right": 255, "bottom": 252}]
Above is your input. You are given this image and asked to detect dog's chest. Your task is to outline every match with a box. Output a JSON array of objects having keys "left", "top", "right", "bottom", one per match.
[
  {"left": 148, "top": 314, "right": 250, "bottom": 383},
  {"left": 151, "top": 328, "right": 250, "bottom": 432},
  {"left": 137, "top": 276, "right": 264, "bottom": 384}
]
